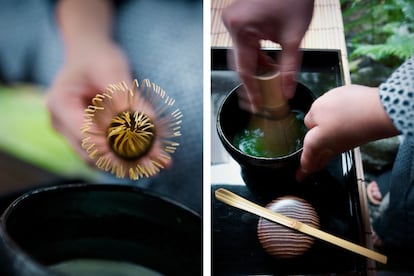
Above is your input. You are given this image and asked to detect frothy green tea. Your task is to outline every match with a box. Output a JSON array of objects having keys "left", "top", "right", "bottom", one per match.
[
  {"left": 233, "top": 110, "right": 307, "bottom": 158},
  {"left": 49, "top": 259, "right": 163, "bottom": 276}
]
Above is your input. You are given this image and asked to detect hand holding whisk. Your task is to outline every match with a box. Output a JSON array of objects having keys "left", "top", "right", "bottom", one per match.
[{"left": 81, "top": 79, "right": 182, "bottom": 180}]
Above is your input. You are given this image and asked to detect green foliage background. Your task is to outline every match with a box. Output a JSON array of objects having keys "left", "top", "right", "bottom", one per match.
[{"left": 341, "top": 0, "right": 414, "bottom": 85}]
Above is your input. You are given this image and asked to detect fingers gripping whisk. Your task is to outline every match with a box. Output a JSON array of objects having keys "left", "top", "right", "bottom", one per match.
[{"left": 81, "top": 79, "right": 182, "bottom": 180}]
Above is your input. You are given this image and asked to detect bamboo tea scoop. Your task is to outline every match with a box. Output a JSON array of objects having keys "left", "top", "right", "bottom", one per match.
[
  {"left": 215, "top": 188, "right": 387, "bottom": 264},
  {"left": 248, "top": 71, "right": 304, "bottom": 157}
]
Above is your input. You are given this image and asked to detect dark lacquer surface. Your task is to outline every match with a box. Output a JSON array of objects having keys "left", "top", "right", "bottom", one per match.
[
  {"left": 1, "top": 184, "right": 202, "bottom": 276},
  {"left": 211, "top": 48, "right": 369, "bottom": 275}
]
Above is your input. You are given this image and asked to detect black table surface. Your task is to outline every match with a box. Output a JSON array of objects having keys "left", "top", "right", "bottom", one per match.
[
  {"left": 212, "top": 155, "right": 369, "bottom": 275},
  {"left": 211, "top": 48, "right": 371, "bottom": 275}
]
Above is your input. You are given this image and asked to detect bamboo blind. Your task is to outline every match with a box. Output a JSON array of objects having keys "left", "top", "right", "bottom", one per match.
[{"left": 211, "top": 0, "right": 351, "bottom": 84}]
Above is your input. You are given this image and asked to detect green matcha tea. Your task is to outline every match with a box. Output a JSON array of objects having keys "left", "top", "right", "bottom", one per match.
[
  {"left": 49, "top": 259, "right": 163, "bottom": 276},
  {"left": 233, "top": 110, "right": 307, "bottom": 158}
]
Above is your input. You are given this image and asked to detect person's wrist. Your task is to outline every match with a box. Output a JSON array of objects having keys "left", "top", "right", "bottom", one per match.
[{"left": 65, "top": 36, "right": 113, "bottom": 58}]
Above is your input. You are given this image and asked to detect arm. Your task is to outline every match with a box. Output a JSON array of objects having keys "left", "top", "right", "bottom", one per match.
[
  {"left": 297, "top": 55, "right": 414, "bottom": 180},
  {"left": 56, "top": 0, "right": 114, "bottom": 58},
  {"left": 379, "top": 56, "right": 414, "bottom": 138},
  {"left": 297, "top": 84, "right": 399, "bottom": 181},
  {"left": 45, "top": 0, "right": 132, "bottom": 162}
]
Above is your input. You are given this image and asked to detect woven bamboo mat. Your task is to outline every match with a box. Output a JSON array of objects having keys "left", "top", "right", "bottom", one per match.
[{"left": 211, "top": 0, "right": 351, "bottom": 84}]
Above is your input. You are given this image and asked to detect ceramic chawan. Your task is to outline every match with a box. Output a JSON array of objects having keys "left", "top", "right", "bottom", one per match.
[
  {"left": 216, "top": 82, "right": 315, "bottom": 198},
  {"left": 0, "top": 183, "right": 201, "bottom": 276}
]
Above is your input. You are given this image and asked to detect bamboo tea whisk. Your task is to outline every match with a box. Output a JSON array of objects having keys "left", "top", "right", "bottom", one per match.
[
  {"left": 81, "top": 79, "right": 182, "bottom": 180},
  {"left": 246, "top": 71, "right": 305, "bottom": 157}
]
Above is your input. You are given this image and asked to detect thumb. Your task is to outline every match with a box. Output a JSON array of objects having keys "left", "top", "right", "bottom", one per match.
[{"left": 297, "top": 128, "right": 335, "bottom": 181}]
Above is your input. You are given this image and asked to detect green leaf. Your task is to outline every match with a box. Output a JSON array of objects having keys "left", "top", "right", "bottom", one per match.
[{"left": 0, "top": 85, "right": 98, "bottom": 181}]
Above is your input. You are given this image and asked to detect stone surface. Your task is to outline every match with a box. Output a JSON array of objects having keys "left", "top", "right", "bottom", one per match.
[{"left": 360, "top": 136, "right": 400, "bottom": 174}]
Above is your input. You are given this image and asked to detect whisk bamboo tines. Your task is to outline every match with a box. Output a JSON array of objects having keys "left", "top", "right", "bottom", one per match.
[
  {"left": 246, "top": 71, "right": 304, "bottom": 157},
  {"left": 81, "top": 79, "right": 182, "bottom": 180}
]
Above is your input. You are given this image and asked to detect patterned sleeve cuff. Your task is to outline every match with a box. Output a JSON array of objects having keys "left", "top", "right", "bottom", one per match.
[{"left": 379, "top": 55, "right": 414, "bottom": 137}]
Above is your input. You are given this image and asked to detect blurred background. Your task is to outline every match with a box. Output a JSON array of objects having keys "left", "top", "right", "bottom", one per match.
[
  {"left": 341, "top": 0, "right": 414, "bottom": 197},
  {"left": 0, "top": 0, "right": 203, "bottom": 214}
]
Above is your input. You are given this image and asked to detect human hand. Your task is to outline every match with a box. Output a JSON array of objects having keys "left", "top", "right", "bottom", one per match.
[
  {"left": 296, "top": 85, "right": 399, "bottom": 181},
  {"left": 222, "top": 0, "right": 314, "bottom": 112},
  {"left": 45, "top": 41, "right": 132, "bottom": 164}
]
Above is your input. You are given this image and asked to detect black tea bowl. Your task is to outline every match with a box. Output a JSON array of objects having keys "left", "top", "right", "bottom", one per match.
[
  {"left": 216, "top": 82, "right": 315, "bottom": 198},
  {"left": 0, "top": 183, "right": 201, "bottom": 276}
]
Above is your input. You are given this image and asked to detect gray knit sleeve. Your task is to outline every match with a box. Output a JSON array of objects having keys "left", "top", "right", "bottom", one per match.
[{"left": 379, "top": 55, "right": 414, "bottom": 137}]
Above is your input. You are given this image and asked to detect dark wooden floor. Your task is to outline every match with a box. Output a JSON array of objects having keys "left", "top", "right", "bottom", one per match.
[
  {"left": 0, "top": 151, "right": 59, "bottom": 192},
  {"left": 0, "top": 150, "right": 72, "bottom": 214}
]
